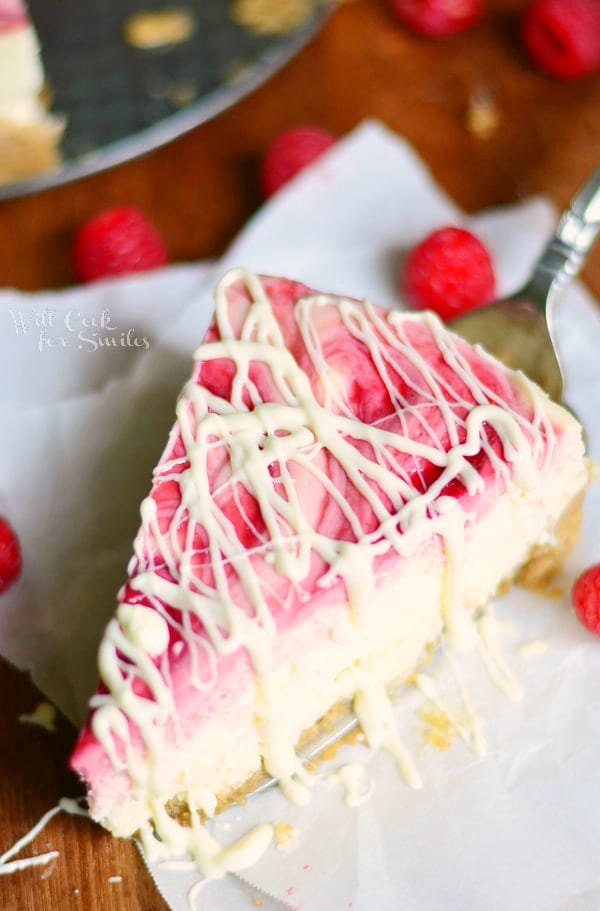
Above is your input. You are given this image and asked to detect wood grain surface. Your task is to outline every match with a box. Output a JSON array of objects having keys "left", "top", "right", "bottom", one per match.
[{"left": 1, "top": 1, "right": 599, "bottom": 909}]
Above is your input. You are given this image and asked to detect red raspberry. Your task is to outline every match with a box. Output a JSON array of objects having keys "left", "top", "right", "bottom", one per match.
[
  {"left": 0, "top": 516, "right": 22, "bottom": 595},
  {"left": 520, "top": 0, "right": 600, "bottom": 80},
  {"left": 401, "top": 226, "right": 496, "bottom": 320},
  {"left": 391, "top": 0, "right": 483, "bottom": 37},
  {"left": 571, "top": 564, "right": 600, "bottom": 635},
  {"left": 260, "top": 126, "right": 336, "bottom": 198},
  {"left": 73, "top": 207, "right": 168, "bottom": 283}
]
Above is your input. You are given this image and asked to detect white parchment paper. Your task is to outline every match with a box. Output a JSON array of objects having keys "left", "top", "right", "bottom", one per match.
[{"left": 1, "top": 121, "right": 599, "bottom": 911}]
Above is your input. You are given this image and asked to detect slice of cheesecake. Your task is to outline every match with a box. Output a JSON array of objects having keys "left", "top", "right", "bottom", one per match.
[
  {"left": 70, "top": 269, "right": 588, "bottom": 866},
  {"left": 0, "top": 0, "right": 63, "bottom": 185}
]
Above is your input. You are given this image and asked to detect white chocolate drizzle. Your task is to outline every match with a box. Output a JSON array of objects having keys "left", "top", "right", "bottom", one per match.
[
  {"left": 326, "top": 762, "right": 374, "bottom": 808},
  {"left": 476, "top": 612, "right": 522, "bottom": 701},
  {"left": 82, "top": 268, "right": 560, "bottom": 872},
  {"left": 416, "top": 672, "right": 485, "bottom": 756},
  {"left": 0, "top": 806, "right": 60, "bottom": 877},
  {"left": 0, "top": 798, "right": 88, "bottom": 878},
  {"left": 157, "top": 822, "right": 274, "bottom": 881}
]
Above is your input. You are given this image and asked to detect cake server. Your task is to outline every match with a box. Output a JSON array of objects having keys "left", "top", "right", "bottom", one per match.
[{"left": 450, "top": 168, "right": 600, "bottom": 403}]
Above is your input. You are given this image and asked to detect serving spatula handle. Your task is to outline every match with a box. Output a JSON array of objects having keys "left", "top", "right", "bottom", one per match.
[{"left": 526, "top": 167, "right": 600, "bottom": 306}]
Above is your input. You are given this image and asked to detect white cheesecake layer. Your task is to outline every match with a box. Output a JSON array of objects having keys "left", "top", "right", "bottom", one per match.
[{"left": 0, "top": 25, "right": 44, "bottom": 123}]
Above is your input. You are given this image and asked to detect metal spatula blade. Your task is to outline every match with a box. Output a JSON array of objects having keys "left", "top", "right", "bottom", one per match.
[{"left": 450, "top": 168, "right": 600, "bottom": 403}]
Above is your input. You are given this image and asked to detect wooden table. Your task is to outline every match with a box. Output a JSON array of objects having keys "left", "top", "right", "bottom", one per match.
[{"left": 1, "top": 1, "right": 599, "bottom": 908}]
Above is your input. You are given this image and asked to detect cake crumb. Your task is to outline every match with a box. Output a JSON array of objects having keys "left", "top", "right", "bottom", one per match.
[
  {"left": 230, "top": 0, "right": 316, "bottom": 35},
  {"left": 251, "top": 899, "right": 263, "bottom": 908},
  {"left": 123, "top": 9, "right": 196, "bottom": 49},
  {"left": 419, "top": 706, "right": 456, "bottom": 751},
  {"left": 166, "top": 82, "right": 197, "bottom": 108},
  {"left": 465, "top": 90, "right": 501, "bottom": 139},
  {"left": 274, "top": 822, "right": 299, "bottom": 850},
  {"left": 543, "top": 584, "right": 564, "bottom": 599},
  {"left": 19, "top": 701, "right": 56, "bottom": 732},
  {"left": 222, "top": 58, "right": 253, "bottom": 86}
]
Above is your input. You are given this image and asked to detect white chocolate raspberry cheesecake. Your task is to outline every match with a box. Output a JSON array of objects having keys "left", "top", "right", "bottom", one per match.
[{"left": 70, "top": 269, "right": 588, "bottom": 866}]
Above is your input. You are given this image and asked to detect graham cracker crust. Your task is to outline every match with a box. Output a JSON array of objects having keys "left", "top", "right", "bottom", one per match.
[
  {"left": 0, "top": 115, "right": 64, "bottom": 185},
  {"left": 517, "top": 486, "right": 587, "bottom": 591}
]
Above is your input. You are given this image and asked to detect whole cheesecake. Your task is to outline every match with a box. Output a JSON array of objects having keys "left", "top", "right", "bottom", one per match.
[
  {"left": 71, "top": 269, "right": 589, "bottom": 870},
  {"left": 0, "top": 0, "right": 63, "bottom": 185}
]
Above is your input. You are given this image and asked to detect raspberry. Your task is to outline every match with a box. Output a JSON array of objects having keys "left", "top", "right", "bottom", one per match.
[
  {"left": 520, "top": 0, "right": 600, "bottom": 80},
  {"left": 571, "top": 564, "right": 600, "bottom": 635},
  {"left": 391, "top": 0, "right": 483, "bottom": 37},
  {"left": 260, "top": 126, "right": 336, "bottom": 198},
  {"left": 0, "top": 516, "right": 22, "bottom": 595},
  {"left": 401, "top": 226, "right": 496, "bottom": 321},
  {"left": 73, "top": 206, "right": 168, "bottom": 283}
]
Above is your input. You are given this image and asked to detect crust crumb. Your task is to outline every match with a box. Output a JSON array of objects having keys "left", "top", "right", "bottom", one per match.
[
  {"left": 419, "top": 707, "right": 456, "bottom": 751},
  {"left": 465, "top": 90, "right": 501, "bottom": 139},
  {"left": 274, "top": 821, "right": 299, "bottom": 848},
  {"left": 123, "top": 9, "right": 196, "bottom": 48},
  {"left": 230, "top": 0, "right": 316, "bottom": 34},
  {"left": 19, "top": 700, "right": 56, "bottom": 732}
]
